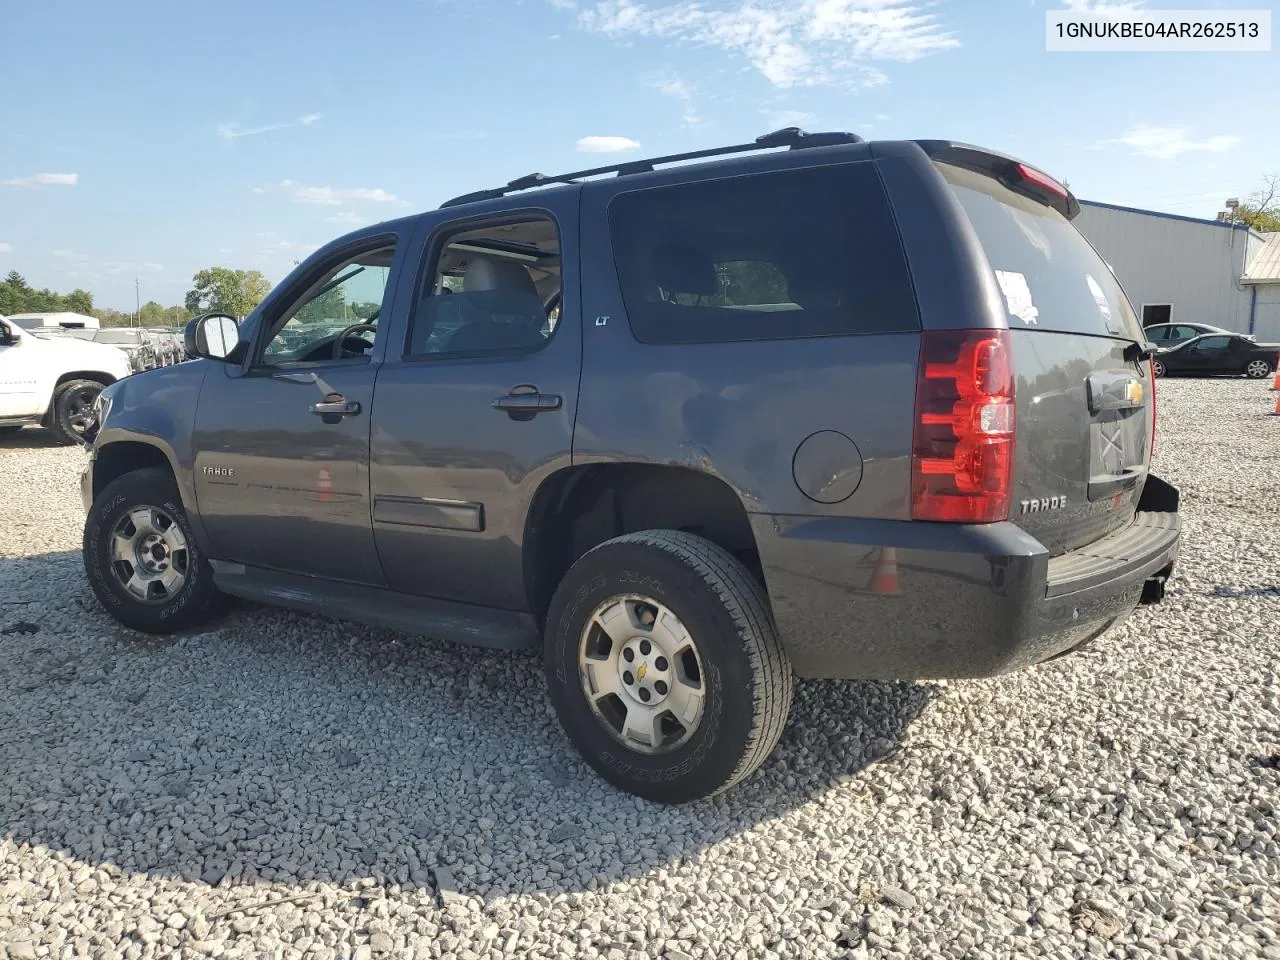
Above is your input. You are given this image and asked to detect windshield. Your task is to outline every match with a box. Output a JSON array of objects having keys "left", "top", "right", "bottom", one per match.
[{"left": 939, "top": 163, "right": 1144, "bottom": 340}]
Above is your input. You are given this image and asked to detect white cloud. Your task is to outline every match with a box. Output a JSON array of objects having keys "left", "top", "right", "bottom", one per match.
[
  {"left": 280, "top": 180, "right": 406, "bottom": 206},
  {"left": 217, "top": 113, "right": 324, "bottom": 141},
  {"left": 576, "top": 135, "right": 643, "bottom": 153},
  {"left": 325, "top": 211, "right": 371, "bottom": 225},
  {"left": 763, "top": 108, "right": 817, "bottom": 129},
  {"left": 255, "top": 232, "right": 318, "bottom": 254},
  {"left": 650, "top": 74, "right": 701, "bottom": 126},
  {"left": 569, "top": 0, "right": 958, "bottom": 88},
  {"left": 2, "top": 172, "right": 78, "bottom": 187},
  {"left": 1062, "top": 0, "right": 1144, "bottom": 12},
  {"left": 1098, "top": 126, "right": 1240, "bottom": 162},
  {"left": 0, "top": 242, "right": 12, "bottom": 253}
]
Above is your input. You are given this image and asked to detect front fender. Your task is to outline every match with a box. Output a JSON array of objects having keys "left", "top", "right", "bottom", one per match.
[{"left": 90, "top": 361, "right": 212, "bottom": 552}]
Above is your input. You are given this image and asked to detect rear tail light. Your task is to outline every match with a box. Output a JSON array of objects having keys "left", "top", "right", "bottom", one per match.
[
  {"left": 912, "top": 330, "right": 1015, "bottom": 522},
  {"left": 1015, "top": 162, "right": 1069, "bottom": 199}
]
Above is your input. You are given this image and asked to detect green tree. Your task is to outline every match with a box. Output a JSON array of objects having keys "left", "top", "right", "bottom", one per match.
[
  {"left": 65, "top": 289, "right": 94, "bottom": 314},
  {"left": 295, "top": 286, "right": 347, "bottom": 323},
  {"left": 0, "top": 272, "right": 27, "bottom": 315},
  {"left": 185, "top": 268, "right": 272, "bottom": 318},
  {"left": 1235, "top": 175, "right": 1280, "bottom": 232}
]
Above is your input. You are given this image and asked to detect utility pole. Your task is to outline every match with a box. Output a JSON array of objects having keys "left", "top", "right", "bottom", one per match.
[{"left": 134, "top": 278, "right": 140, "bottom": 327}]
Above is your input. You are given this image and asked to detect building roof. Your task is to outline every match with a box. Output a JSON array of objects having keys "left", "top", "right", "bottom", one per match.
[
  {"left": 1242, "top": 233, "right": 1280, "bottom": 284},
  {"left": 1079, "top": 198, "right": 1265, "bottom": 236}
]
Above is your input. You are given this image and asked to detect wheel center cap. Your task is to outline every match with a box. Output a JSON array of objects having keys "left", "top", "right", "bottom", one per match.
[{"left": 618, "top": 636, "right": 673, "bottom": 707}]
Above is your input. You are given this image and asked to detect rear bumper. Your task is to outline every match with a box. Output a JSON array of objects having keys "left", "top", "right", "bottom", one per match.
[{"left": 753, "top": 475, "right": 1180, "bottom": 680}]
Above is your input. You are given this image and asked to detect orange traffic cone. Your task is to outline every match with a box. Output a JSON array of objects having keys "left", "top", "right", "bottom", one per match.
[
  {"left": 869, "top": 546, "right": 901, "bottom": 595},
  {"left": 1272, "top": 371, "right": 1280, "bottom": 390},
  {"left": 1272, "top": 395, "right": 1280, "bottom": 416},
  {"left": 315, "top": 465, "right": 334, "bottom": 501}
]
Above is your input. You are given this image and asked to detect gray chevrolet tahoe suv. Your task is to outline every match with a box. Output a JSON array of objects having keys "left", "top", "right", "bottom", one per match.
[{"left": 81, "top": 129, "right": 1180, "bottom": 803}]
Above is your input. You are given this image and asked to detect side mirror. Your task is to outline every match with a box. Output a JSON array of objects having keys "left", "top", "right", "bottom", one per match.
[
  {"left": 184, "top": 313, "right": 239, "bottom": 360},
  {"left": 0, "top": 321, "right": 22, "bottom": 346}
]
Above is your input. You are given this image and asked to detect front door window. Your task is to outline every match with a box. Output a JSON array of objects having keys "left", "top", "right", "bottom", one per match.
[{"left": 262, "top": 245, "right": 396, "bottom": 365}]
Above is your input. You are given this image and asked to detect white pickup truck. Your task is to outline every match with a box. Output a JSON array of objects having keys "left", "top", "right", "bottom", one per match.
[{"left": 0, "top": 313, "right": 134, "bottom": 444}]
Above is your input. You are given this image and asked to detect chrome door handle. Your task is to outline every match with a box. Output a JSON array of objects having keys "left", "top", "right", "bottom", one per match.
[
  {"left": 492, "top": 392, "right": 562, "bottom": 414},
  {"left": 311, "top": 398, "right": 361, "bottom": 417}
]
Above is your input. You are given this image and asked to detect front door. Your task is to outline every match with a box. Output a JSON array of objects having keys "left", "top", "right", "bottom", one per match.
[
  {"left": 370, "top": 195, "right": 582, "bottom": 610},
  {"left": 192, "top": 232, "right": 411, "bottom": 584},
  {"left": 1183, "top": 335, "right": 1232, "bottom": 373},
  {"left": 0, "top": 321, "right": 41, "bottom": 419}
]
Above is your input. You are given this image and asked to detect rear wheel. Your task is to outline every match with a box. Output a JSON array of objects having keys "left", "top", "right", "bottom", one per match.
[
  {"left": 1245, "top": 358, "right": 1272, "bottom": 379},
  {"left": 48, "top": 378, "right": 104, "bottom": 445},
  {"left": 544, "top": 530, "right": 793, "bottom": 803},
  {"left": 84, "top": 467, "right": 225, "bottom": 633},
  {"left": 1152, "top": 359, "right": 1166, "bottom": 378}
]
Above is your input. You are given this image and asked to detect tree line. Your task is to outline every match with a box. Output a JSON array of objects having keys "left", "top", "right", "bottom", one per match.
[{"left": 1, "top": 267, "right": 275, "bottom": 328}]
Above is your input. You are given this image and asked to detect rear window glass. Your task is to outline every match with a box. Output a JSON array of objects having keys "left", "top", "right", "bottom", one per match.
[
  {"left": 939, "top": 162, "right": 1143, "bottom": 339},
  {"left": 608, "top": 163, "right": 919, "bottom": 344}
]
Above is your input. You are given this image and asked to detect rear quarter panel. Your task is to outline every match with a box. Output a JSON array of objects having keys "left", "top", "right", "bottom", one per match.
[{"left": 574, "top": 148, "right": 922, "bottom": 521}]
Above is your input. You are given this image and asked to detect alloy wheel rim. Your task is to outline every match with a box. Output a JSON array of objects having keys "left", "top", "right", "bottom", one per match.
[
  {"left": 65, "top": 387, "right": 99, "bottom": 433},
  {"left": 109, "top": 505, "right": 189, "bottom": 604},
  {"left": 1247, "top": 360, "right": 1269, "bottom": 378},
  {"left": 578, "top": 594, "right": 706, "bottom": 755}
]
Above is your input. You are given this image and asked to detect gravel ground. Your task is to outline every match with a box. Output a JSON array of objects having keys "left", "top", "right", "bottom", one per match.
[{"left": 1, "top": 378, "right": 1278, "bottom": 960}]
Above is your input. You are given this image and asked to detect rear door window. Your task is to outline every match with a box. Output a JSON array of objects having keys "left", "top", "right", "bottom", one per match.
[
  {"left": 608, "top": 163, "right": 919, "bottom": 344},
  {"left": 939, "top": 163, "right": 1144, "bottom": 340}
]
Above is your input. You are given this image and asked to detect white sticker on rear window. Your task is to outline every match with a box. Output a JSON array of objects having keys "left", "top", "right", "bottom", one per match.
[
  {"left": 994, "top": 270, "right": 1039, "bottom": 325},
  {"left": 1086, "top": 274, "right": 1112, "bottom": 324}
]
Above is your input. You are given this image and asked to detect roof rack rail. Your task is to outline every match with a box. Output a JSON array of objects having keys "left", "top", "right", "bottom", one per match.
[{"left": 440, "top": 127, "right": 862, "bottom": 208}]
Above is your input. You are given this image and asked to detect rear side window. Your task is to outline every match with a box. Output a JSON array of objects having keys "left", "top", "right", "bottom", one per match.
[
  {"left": 608, "top": 163, "right": 919, "bottom": 344},
  {"left": 939, "top": 163, "right": 1143, "bottom": 339}
]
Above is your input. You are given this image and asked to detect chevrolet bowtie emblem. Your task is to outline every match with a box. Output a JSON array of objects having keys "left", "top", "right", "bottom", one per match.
[{"left": 637, "top": 662, "right": 648, "bottom": 681}]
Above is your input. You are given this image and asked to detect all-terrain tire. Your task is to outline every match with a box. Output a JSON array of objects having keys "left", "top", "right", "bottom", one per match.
[
  {"left": 48, "top": 378, "right": 104, "bottom": 445},
  {"left": 84, "top": 467, "right": 225, "bottom": 633},
  {"left": 544, "top": 529, "right": 793, "bottom": 804}
]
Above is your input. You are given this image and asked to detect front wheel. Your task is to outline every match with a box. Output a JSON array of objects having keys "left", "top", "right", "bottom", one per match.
[
  {"left": 1152, "top": 359, "right": 1166, "bottom": 378},
  {"left": 1245, "top": 358, "right": 1272, "bottom": 379},
  {"left": 48, "top": 378, "right": 104, "bottom": 445},
  {"left": 544, "top": 530, "right": 793, "bottom": 803},
  {"left": 83, "top": 467, "right": 225, "bottom": 633}
]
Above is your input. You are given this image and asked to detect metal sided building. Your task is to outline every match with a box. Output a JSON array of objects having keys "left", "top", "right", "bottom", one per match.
[{"left": 1074, "top": 200, "right": 1280, "bottom": 341}]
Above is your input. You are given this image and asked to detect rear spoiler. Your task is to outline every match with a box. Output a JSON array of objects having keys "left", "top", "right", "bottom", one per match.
[{"left": 914, "top": 140, "right": 1081, "bottom": 220}]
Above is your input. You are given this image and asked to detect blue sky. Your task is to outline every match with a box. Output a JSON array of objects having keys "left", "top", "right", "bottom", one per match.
[{"left": 1, "top": 0, "right": 1276, "bottom": 309}]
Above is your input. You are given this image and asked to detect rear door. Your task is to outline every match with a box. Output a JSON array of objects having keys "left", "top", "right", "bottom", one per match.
[
  {"left": 935, "top": 161, "right": 1153, "bottom": 554},
  {"left": 369, "top": 193, "right": 581, "bottom": 610}
]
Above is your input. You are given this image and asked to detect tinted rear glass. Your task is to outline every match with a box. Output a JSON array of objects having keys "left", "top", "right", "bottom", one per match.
[
  {"left": 939, "top": 162, "right": 1143, "bottom": 339},
  {"left": 609, "top": 163, "right": 919, "bottom": 344}
]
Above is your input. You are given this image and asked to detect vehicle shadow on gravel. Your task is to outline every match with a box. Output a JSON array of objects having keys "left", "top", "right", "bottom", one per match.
[
  {"left": 0, "top": 550, "right": 937, "bottom": 901},
  {"left": 0, "top": 427, "right": 67, "bottom": 449}
]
